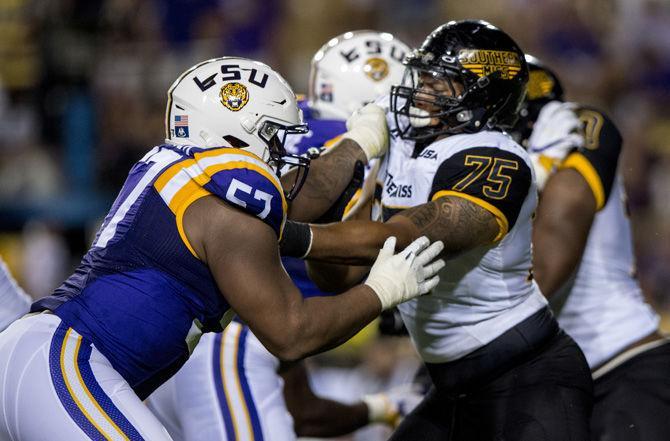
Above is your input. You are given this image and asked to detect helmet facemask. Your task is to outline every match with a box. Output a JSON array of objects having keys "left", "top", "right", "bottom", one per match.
[
  {"left": 390, "top": 60, "right": 482, "bottom": 140},
  {"left": 258, "top": 120, "right": 310, "bottom": 201},
  {"left": 391, "top": 20, "right": 529, "bottom": 141}
]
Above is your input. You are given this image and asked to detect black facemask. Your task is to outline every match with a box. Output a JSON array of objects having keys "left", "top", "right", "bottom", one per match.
[{"left": 260, "top": 121, "right": 311, "bottom": 201}]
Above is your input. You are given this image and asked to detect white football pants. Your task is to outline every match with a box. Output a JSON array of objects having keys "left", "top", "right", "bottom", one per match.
[
  {"left": 146, "top": 321, "right": 295, "bottom": 441},
  {"left": 0, "top": 313, "right": 172, "bottom": 441}
]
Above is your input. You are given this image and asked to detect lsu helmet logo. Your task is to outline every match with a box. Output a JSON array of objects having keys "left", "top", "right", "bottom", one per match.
[
  {"left": 363, "top": 57, "right": 390, "bottom": 82},
  {"left": 220, "top": 82, "right": 249, "bottom": 111},
  {"left": 458, "top": 49, "right": 522, "bottom": 80}
]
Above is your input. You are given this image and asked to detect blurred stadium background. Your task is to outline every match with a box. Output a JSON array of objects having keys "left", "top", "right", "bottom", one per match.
[{"left": 0, "top": 2, "right": 669, "bottom": 436}]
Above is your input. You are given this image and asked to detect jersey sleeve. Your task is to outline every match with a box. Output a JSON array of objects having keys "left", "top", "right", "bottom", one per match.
[
  {"left": 154, "top": 148, "right": 287, "bottom": 259},
  {"left": 429, "top": 146, "right": 532, "bottom": 241},
  {"left": 559, "top": 107, "right": 621, "bottom": 211},
  {"left": 197, "top": 150, "right": 287, "bottom": 238}
]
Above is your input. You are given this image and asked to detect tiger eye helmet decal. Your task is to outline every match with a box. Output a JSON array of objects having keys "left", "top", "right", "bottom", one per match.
[{"left": 220, "top": 82, "right": 249, "bottom": 111}]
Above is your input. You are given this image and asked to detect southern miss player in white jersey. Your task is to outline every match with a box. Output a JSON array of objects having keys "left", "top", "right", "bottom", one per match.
[
  {"left": 0, "top": 257, "right": 31, "bottom": 332},
  {"left": 280, "top": 20, "right": 594, "bottom": 440},
  {"left": 146, "top": 32, "right": 421, "bottom": 440},
  {"left": 0, "top": 57, "right": 444, "bottom": 441},
  {"left": 519, "top": 56, "right": 670, "bottom": 441}
]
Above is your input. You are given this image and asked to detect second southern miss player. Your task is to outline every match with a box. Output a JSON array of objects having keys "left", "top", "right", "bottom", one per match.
[
  {"left": 519, "top": 56, "right": 670, "bottom": 441},
  {"left": 282, "top": 20, "right": 593, "bottom": 441}
]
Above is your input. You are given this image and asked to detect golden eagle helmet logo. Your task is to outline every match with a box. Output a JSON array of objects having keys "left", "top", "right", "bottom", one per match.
[
  {"left": 458, "top": 49, "right": 522, "bottom": 80},
  {"left": 363, "top": 57, "right": 390, "bottom": 82},
  {"left": 220, "top": 82, "right": 249, "bottom": 112}
]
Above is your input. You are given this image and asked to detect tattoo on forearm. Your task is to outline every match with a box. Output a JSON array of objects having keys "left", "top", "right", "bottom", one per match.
[
  {"left": 398, "top": 197, "right": 499, "bottom": 254},
  {"left": 289, "top": 140, "right": 365, "bottom": 215}
]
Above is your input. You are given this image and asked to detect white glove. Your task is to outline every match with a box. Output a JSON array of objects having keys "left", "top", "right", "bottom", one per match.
[
  {"left": 528, "top": 101, "right": 584, "bottom": 190},
  {"left": 362, "top": 383, "right": 424, "bottom": 427},
  {"left": 365, "top": 236, "right": 445, "bottom": 310},
  {"left": 341, "top": 103, "right": 390, "bottom": 162}
]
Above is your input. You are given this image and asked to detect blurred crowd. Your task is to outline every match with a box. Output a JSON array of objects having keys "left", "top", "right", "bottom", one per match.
[{"left": 0, "top": 0, "right": 669, "bottom": 367}]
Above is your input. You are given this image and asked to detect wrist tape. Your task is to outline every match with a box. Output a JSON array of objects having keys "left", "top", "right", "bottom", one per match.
[{"left": 279, "top": 221, "right": 313, "bottom": 258}]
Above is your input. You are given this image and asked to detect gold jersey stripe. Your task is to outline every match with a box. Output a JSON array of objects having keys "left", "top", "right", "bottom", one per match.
[{"left": 561, "top": 152, "right": 605, "bottom": 210}]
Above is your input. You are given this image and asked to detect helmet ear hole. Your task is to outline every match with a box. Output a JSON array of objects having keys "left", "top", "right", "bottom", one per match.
[{"left": 260, "top": 123, "right": 279, "bottom": 142}]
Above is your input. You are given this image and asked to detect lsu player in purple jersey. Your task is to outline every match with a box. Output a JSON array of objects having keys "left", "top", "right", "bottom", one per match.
[
  {"left": 518, "top": 56, "right": 670, "bottom": 441},
  {"left": 0, "top": 57, "right": 444, "bottom": 441},
  {"left": 146, "top": 32, "right": 420, "bottom": 441}
]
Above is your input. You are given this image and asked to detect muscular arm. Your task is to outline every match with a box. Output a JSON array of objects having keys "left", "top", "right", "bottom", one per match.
[
  {"left": 183, "top": 195, "right": 381, "bottom": 361},
  {"left": 306, "top": 262, "right": 369, "bottom": 293},
  {"left": 283, "top": 139, "right": 367, "bottom": 222},
  {"left": 532, "top": 168, "right": 596, "bottom": 298},
  {"left": 392, "top": 195, "right": 499, "bottom": 258},
  {"left": 281, "top": 361, "right": 370, "bottom": 437},
  {"left": 305, "top": 165, "right": 378, "bottom": 292},
  {"left": 307, "top": 196, "right": 499, "bottom": 265}
]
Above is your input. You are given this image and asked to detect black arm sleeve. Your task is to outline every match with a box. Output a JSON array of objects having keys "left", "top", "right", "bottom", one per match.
[
  {"left": 561, "top": 106, "right": 622, "bottom": 210},
  {"left": 314, "top": 161, "right": 365, "bottom": 224},
  {"left": 429, "top": 146, "right": 532, "bottom": 233}
]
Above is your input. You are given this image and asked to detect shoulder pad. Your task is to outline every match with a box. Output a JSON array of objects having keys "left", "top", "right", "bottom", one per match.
[{"left": 155, "top": 148, "right": 286, "bottom": 238}]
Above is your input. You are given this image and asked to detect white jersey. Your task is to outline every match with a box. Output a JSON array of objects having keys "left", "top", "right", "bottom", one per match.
[
  {"left": 0, "top": 257, "right": 31, "bottom": 331},
  {"left": 380, "top": 128, "right": 547, "bottom": 363},
  {"left": 534, "top": 105, "right": 661, "bottom": 369},
  {"left": 557, "top": 178, "right": 659, "bottom": 368}
]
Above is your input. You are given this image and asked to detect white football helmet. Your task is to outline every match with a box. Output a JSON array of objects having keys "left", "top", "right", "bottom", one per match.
[
  {"left": 165, "top": 57, "right": 309, "bottom": 177},
  {"left": 308, "top": 31, "right": 411, "bottom": 120}
]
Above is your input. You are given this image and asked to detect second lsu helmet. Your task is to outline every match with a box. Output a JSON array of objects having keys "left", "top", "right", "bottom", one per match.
[
  {"left": 308, "top": 30, "right": 411, "bottom": 120},
  {"left": 165, "top": 57, "right": 309, "bottom": 199},
  {"left": 390, "top": 20, "right": 529, "bottom": 140}
]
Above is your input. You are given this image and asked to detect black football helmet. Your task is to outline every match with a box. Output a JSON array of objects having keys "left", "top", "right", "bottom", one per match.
[
  {"left": 390, "top": 20, "right": 529, "bottom": 140},
  {"left": 513, "top": 54, "right": 565, "bottom": 143}
]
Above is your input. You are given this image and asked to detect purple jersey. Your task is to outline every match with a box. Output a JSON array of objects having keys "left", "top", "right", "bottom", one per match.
[
  {"left": 284, "top": 99, "right": 347, "bottom": 156},
  {"left": 33, "top": 144, "right": 286, "bottom": 398}
]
